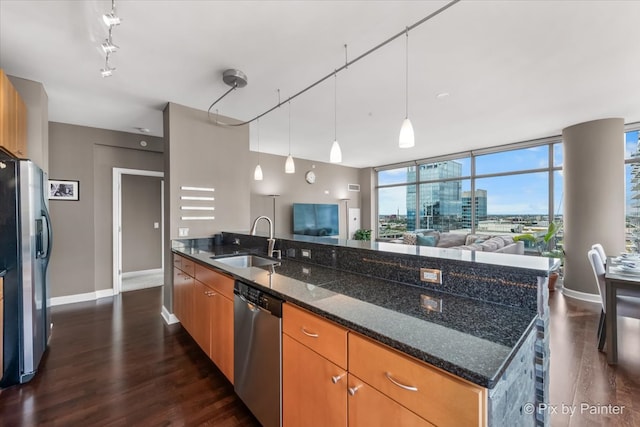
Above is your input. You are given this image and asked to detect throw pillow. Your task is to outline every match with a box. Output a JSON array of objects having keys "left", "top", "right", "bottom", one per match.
[{"left": 417, "top": 234, "right": 437, "bottom": 247}]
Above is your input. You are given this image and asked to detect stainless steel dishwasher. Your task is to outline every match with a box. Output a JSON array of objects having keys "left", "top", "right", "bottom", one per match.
[{"left": 234, "top": 280, "right": 283, "bottom": 427}]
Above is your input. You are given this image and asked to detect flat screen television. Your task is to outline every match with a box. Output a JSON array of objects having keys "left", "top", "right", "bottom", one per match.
[{"left": 292, "top": 203, "right": 339, "bottom": 236}]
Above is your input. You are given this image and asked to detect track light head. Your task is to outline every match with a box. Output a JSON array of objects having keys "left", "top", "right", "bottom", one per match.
[{"left": 103, "top": 12, "right": 121, "bottom": 27}]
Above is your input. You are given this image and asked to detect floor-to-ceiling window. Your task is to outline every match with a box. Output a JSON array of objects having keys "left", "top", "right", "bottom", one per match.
[
  {"left": 624, "top": 128, "right": 640, "bottom": 250},
  {"left": 376, "top": 139, "right": 563, "bottom": 241}
]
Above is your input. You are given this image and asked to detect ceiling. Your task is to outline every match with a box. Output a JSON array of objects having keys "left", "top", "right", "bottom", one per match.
[{"left": 1, "top": 1, "right": 639, "bottom": 169}]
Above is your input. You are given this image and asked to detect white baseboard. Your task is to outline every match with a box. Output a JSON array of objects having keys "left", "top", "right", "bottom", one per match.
[
  {"left": 50, "top": 288, "right": 115, "bottom": 307},
  {"left": 122, "top": 268, "right": 163, "bottom": 278},
  {"left": 161, "top": 305, "right": 180, "bottom": 325},
  {"left": 562, "top": 287, "right": 602, "bottom": 304}
]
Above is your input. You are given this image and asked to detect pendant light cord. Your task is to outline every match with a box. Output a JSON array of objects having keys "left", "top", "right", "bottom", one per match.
[
  {"left": 334, "top": 71, "right": 337, "bottom": 141},
  {"left": 288, "top": 101, "right": 291, "bottom": 155},
  {"left": 256, "top": 118, "right": 260, "bottom": 161},
  {"left": 405, "top": 28, "right": 409, "bottom": 119},
  {"left": 208, "top": 0, "right": 461, "bottom": 126}
]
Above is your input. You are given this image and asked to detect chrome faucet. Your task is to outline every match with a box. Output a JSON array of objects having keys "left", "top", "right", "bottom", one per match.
[{"left": 250, "top": 216, "right": 278, "bottom": 258}]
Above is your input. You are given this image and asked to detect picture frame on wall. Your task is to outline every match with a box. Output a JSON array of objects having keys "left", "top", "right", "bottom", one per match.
[{"left": 49, "top": 179, "right": 79, "bottom": 201}]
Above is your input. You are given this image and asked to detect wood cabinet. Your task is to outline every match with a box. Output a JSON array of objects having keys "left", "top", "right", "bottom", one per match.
[
  {"left": 173, "top": 254, "right": 195, "bottom": 334},
  {"left": 195, "top": 264, "right": 234, "bottom": 383},
  {"left": 349, "top": 333, "right": 487, "bottom": 427},
  {"left": 282, "top": 304, "right": 487, "bottom": 427},
  {"left": 173, "top": 254, "right": 235, "bottom": 384},
  {"left": 0, "top": 69, "right": 27, "bottom": 158},
  {"left": 282, "top": 304, "right": 348, "bottom": 427}
]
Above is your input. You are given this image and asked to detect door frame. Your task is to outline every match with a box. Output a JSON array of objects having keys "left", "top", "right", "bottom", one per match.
[{"left": 112, "top": 168, "right": 164, "bottom": 295}]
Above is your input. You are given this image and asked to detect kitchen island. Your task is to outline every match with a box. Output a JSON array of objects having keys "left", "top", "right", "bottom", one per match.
[{"left": 172, "top": 232, "right": 555, "bottom": 426}]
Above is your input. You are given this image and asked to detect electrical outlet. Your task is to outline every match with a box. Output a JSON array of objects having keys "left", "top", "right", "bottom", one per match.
[
  {"left": 420, "top": 294, "right": 443, "bottom": 312},
  {"left": 420, "top": 268, "right": 442, "bottom": 284},
  {"left": 178, "top": 227, "right": 189, "bottom": 237},
  {"left": 301, "top": 249, "right": 311, "bottom": 258}
]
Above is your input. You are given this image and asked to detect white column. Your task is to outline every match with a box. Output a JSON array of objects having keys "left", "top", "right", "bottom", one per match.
[{"left": 562, "top": 118, "right": 625, "bottom": 298}]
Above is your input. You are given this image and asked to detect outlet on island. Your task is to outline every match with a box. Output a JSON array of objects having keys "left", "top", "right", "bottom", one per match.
[
  {"left": 301, "top": 249, "right": 311, "bottom": 259},
  {"left": 420, "top": 268, "right": 442, "bottom": 284}
]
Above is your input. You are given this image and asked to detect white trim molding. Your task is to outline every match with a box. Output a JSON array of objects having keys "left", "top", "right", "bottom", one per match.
[
  {"left": 50, "top": 289, "right": 115, "bottom": 307},
  {"left": 122, "top": 268, "right": 163, "bottom": 279},
  {"left": 161, "top": 306, "right": 180, "bottom": 325},
  {"left": 561, "top": 287, "right": 602, "bottom": 304}
]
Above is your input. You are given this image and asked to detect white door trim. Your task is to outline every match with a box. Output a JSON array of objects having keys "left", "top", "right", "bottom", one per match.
[{"left": 112, "top": 168, "right": 164, "bottom": 295}]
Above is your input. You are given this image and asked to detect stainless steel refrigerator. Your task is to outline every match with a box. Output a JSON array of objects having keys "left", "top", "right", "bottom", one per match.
[{"left": 0, "top": 158, "right": 52, "bottom": 387}]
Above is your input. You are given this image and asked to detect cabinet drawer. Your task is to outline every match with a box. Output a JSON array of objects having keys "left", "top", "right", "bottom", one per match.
[
  {"left": 194, "top": 264, "right": 234, "bottom": 300},
  {"left": 173, "top": 254, "right": 195, "bottom": 277},
  {"left": 348, "top": 374, "right": 434, "bottom": 427},
  {"left": 349, "top": 333, "right": 486, "bottom": 427},
  {"left": 283, "top": 304, "right": 347, "bottom": 369}
]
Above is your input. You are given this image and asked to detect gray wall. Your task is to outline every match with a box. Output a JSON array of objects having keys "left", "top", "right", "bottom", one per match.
[
  {"left": 48, "top": 122, "right": 163, "bottom": 298},
  {"left": 163, "top": 102, "right": 250, "bottom": 310},
  {"left": 122, "top": 175, "right": 163, "bottom": 272},
  {"left": 562, "top": 118, "right": 625, "bottom": 296},
  {"left": 8, "top": 75, "right": 48, "bottom": 172},
  {"left": 249, "top": 152, "right": 361, "bottom": 239},
  {"left": 358, "top": 167, "right": 376, "bottom": 237}
]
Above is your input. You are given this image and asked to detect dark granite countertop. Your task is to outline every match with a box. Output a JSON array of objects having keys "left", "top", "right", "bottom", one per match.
[{"left": 172, "top": 244, "right": 537, "bottom": 389}]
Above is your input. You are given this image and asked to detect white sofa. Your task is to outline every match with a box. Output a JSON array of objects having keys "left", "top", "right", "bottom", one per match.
[{"left": 400, "top": 230, "right": 525, "bottom": 255}]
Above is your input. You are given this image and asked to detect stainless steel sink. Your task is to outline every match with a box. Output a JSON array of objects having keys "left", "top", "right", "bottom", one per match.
[{"left": 213, "top": 254, "right": 279, "bottom": 268}]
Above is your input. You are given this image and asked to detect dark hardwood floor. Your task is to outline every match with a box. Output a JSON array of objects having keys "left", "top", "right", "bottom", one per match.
[
  {"left": 549, "top": 286, "right": 640, "bottom": 427},
  {"left": 1, "top": 285, "right": 639, "bottom": 426},
  {"left": 0, "top": 288, "right": 259, "bottom": 427}
]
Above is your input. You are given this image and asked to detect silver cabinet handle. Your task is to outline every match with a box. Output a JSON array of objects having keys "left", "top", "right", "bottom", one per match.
[
  {"left": 331, "top": 374, "right": 345, "bottom": 384},
  {"left": 348, "top": 385, "right": 361, "bottom": 396},
  {"left": 385, "top": 372, "right": 418, "bottom": 392},
  {"left": 301, "top": 327, "right": 319, "bottom": 338}
]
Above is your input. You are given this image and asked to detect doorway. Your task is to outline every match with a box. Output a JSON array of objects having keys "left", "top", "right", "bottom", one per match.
[{"left": 112, "top": 168, "right": 164, "bottom": 294}]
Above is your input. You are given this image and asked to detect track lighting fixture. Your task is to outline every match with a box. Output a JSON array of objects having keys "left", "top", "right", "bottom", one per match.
[{"left": 100, "top": 0, "right": 120, "bottom": 77}]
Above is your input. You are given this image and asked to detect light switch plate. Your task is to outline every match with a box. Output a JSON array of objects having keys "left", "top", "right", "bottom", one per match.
[
  {"left": 178, "top": 227, "right": 189, "bottom": 237},
  {"left": 154, "top": 222, "right": 159, "bottom": 229},
  {"left": 420, "top": 268, "right": 442, "bottom": 284}
]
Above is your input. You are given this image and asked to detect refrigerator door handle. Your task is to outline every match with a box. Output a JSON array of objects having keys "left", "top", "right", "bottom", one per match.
[{"left": 41, "top": 208, "right": 52, "bottom": 264}]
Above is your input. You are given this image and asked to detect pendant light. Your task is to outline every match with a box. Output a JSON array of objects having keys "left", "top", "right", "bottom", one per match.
[
  {"left": 399, "top": 28, "right": 415, "bottom": 148},
  {"left": 285, "top": 101, "right": 295, "bottom": 173},
  {"left": 253, "top": 119, "right": 263, "bottom": 181},
  {"left": 330, "top": 71, "right": 343, "bottom": 163}
]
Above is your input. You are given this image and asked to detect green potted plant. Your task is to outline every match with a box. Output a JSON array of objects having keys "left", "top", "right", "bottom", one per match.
[
  {"left": 354, "top": 229, "right": 372, "bottom": 241},
  {"left": 514, "top": 222, "right": 563, "bottom": 291}
]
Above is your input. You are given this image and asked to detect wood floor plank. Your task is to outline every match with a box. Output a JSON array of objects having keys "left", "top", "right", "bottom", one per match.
[{"left": 0, "top": 287, "right": 259, "bottom": 427}]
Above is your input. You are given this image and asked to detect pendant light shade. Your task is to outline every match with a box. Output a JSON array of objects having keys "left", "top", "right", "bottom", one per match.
[
  {"left": 399, "top": 118, "right": 415, "bottom": 148},
  {"left": 285, "top": 155, "right": 295, "bottom": 174},
  {"left": 254, "top": 164, "right": 263, "bottom": 181},
  {"left": 399, "top": 29, "right": 415, "bottom": 149},
  {"left": 330, "top": 140, "right": 342, "bottom": 163}
]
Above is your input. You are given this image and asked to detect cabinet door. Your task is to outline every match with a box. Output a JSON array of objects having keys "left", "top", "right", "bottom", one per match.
[
  {"left": 173, "top": 266, "right": 194, "bottom": 332},
  {"left": 210, "top": 293, "right": 234, "bottom": 383},
  {"left": 347, "top": 374, "right": 434, "bottom": 427},
  {"left": 193, "top": 281, "right": 212, "bottom": 355},
  {"left": 282, "top": 333, "right": 347, "bottom": 427}
]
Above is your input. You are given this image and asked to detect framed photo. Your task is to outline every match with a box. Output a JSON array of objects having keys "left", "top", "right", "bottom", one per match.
[{"left": 49, "top": 179, "right": 79, "bottom": 201}]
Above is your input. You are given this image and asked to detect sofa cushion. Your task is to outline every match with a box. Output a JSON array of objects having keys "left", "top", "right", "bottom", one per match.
[
  {"left": 416, "top": 234, "right": 437, "bottom": 247},
  {"left": 402, "top": 232, "right": 418, "bottom": 246},
  {"left": 436, "top": 232, "right": 467, "bottom": 248},
  {"left": 465, "top": 234, "right": 484, "bottom": 245}
]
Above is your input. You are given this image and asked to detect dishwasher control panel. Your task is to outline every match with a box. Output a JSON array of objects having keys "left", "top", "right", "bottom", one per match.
[{"left": 235, "top": 280, "right": 283, "bottom": 317}]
